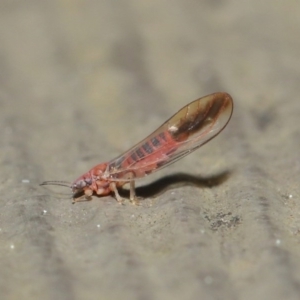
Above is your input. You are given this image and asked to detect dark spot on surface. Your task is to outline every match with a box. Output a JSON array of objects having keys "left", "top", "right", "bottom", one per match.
[
  {"left": 253, "top": 109, "right": 276, "bottom": 131},
  {"left": 208, "top": 212, "right": 242, "bottom": 231}
]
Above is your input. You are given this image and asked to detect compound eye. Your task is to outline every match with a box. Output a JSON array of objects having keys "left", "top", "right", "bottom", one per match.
[
  {"left": 75, "top": 180, "right": 86, "bottom": 189},
  {"left": 85, "top": 178, "right": 92, "bottom": 185}
]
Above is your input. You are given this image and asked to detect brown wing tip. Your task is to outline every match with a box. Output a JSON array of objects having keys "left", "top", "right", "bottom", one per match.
[
  {"left": 213, "top": 91, "right": 234, "bottom": 116},
  {"left": 212, "top": 92, "right": 233, "bottom": 102}
]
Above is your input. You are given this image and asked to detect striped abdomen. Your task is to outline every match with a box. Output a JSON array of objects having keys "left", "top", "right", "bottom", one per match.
[{"left": 108, "top": 130, "right": 177, "bottom": 178}]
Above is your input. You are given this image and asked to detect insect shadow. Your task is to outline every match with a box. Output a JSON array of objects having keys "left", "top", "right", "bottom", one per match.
[{"left": 119, "top": 170, "right": 232, "bottom": 199}]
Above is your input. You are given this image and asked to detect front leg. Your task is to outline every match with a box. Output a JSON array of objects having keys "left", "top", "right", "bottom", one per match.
[{"left": 73, "top": 188, "right": 93, "bottom": 203}]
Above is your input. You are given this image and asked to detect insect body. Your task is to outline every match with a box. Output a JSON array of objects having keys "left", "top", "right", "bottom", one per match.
[{"left": 41, "top": 92, "right": 233, "bottom": 203}]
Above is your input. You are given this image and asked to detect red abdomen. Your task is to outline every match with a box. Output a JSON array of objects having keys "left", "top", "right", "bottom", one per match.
[{"left": 108, "top": 130, "right": 177, "bottom": 178}]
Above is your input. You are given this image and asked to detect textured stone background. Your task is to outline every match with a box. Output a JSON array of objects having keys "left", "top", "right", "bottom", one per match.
[{"left": 1, "top": 1, "right": 300, "bottom": 300}]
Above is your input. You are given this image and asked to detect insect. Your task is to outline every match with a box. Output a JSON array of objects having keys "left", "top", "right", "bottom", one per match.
[{"left": 41, "top": 92, "right": 233, "bottom": 204}]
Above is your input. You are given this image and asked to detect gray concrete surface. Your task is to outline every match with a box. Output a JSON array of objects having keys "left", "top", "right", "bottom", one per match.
[{"left": 1, "top": 1, "right": 300, "bottom": 300}]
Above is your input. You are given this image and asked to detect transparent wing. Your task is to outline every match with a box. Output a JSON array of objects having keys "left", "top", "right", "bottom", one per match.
[{"left": 105, "top": 92, "right": 233, "bottom": 181}]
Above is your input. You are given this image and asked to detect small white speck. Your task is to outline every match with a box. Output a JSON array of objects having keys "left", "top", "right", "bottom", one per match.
[
  {"left": 276, "top": 239, "right": 281, "bottom": 246},
  {"left": 204, "top": 276, "right": 213, "bottom": 285},
  {"left": 22, "top": 179, "right": 30, "bottom": 183},
  {"left": 10, "top": 244, "right": 15, "bottom": 249},
  {"left": 200, "top": 229, "right": 205, "bottom": 234},
  {"left": 289, "top": 194, "right": 293, "bottom": 199},
  {"left": 42, "top": 210, "right": 47, "bottom": 215},
  {"left": 168, "top": 125, "right": 178, "bottom": 132},
  {"left": 130, "top": 214, "right": 135, "bottom": 219},
  {"left": 97, "top": 224, "right": 101, "bottom": 228}
]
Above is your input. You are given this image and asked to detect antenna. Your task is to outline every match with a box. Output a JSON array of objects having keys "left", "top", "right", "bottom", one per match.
[{"left": 40, "top": 181, "right": 72, "bottom": 188}]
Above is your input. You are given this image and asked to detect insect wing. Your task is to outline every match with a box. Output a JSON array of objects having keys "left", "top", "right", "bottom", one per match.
[{"left": 106, "top": 93, "right": 233, "bottom": 181}]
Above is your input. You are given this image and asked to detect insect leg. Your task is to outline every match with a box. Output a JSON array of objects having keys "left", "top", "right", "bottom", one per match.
[
  {"left": 129, "top": 180, "right": 137, "bottom": 203},
  {"left": 127, "top": 173, "right": 140, "bottom": 205},
  {"left": 109, "top": 182, "right": 125, "bottom": 204},
  {"left": 72, "top": 193, "right": 92, "bottom": 203}
]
